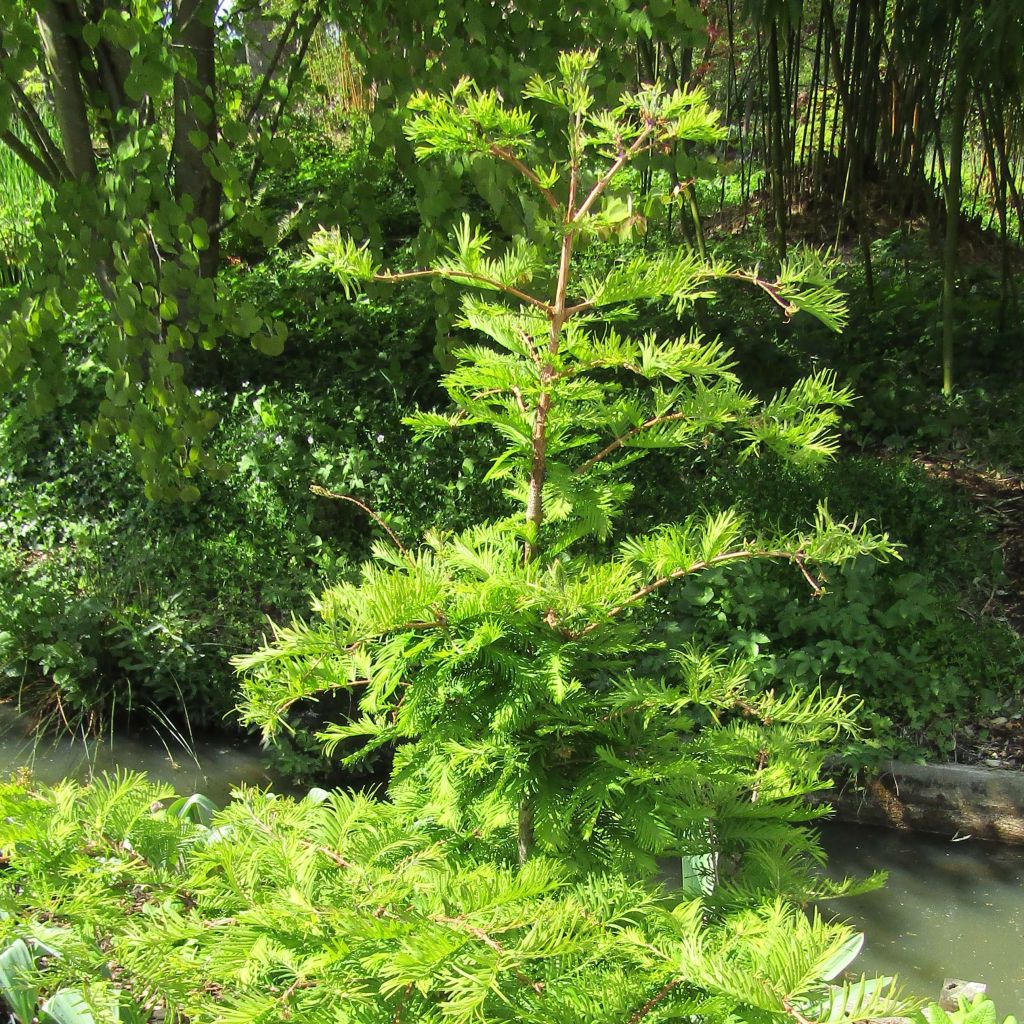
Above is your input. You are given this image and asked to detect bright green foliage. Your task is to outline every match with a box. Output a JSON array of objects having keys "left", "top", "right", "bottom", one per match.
[
  {"left": 0, "top": 775, "right": 912, "bottom": 1024},
  {"left": 0, "top": 129, "right": 50, "bottom": 286},
  {"left": 926, "top": 994, "right": 1018, "bottom": 1024},
  {"left": 0, "top": 772, "right": 195, "bottom": 1022},
  {"left": 340, "top": 1, "right": 710, "bottom": 217},
  {"left": 237, "top": 53, "right": 896, "bottom": 871},
  {"left": 0, "top": 53, "right": 915, "bottom": 1024}
]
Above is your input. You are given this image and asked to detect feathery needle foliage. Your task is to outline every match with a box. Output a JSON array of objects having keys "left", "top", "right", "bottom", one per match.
[
  {"left": 238, "top": 50, "right": 895, "bottom": 872},
  {"left": 0, "top": 776, "right": 912, "bottom": 1024}
]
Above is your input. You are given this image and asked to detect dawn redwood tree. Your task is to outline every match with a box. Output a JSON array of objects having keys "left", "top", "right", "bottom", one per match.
[
  {"left": 0, "top": 55, "right": 916, "bottom": 1024},
  {"left": 237, "top": 52, "right": 896, "bottom": 876}
]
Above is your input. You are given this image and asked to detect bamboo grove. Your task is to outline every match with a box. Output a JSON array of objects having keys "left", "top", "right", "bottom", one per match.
[{"left": 636, "top": 0, "right": 1024, "bottom": 394}]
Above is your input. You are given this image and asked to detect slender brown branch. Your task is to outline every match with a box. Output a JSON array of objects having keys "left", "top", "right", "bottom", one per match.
[
  {"left": 433, "top": 915, "right": 545, "bottom": 995},
  {"left": 573, "top": 548, "right": 822, "bottom": 638},
  {"left": 751, "top": 748, "right": 769, "bottom": 803},
  {"left": 567, "top": 111, "right": 581, "bottom": 218},
  {"left": 374, "top": 268, "right": 551, "bottom": 313},
  {"left": 793, "top": 553, "right": 822, "bottom": 595},
  {"left": 564, "top": 266, "right": 799, "bottom": 321},
  {"left": 515, "top": 324, "right": 544, "bottom": 368},
  {"left": 573, "top": 126, "right": 656, "bottom": 223},
  {"left": 627, "top": 979, "right": 682, "bottom": 1024},
  {"left": 782, "top": 998, "right": 817, "bottom": 1024},
  {"left": 310, "top": 485, "right": 413, "bottom": 564},
  {"left": 576, "top": 412, "right": 689, "bottom": 474},
  {"left": 392, "top": 983, "right": 414, "bottom": 1024},
  {"left": 523, "top": 191, "right": 575, "bottom": 563},
  {"left": 316, "top": 845, "right": 355, "bottom": 869},
  {"left": 725, "top": 271, "right": 798, "bottom": 318},
  {"left": 489, "top": 144, "right": 559, "bottom": 211},
  {"left": 510, "top": 386, "right": 529, "bottom": 414}
]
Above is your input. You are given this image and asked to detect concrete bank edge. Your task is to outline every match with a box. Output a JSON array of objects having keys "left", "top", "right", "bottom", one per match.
[{"left": 816, "top": 761, "right": 1024, "bottom": 845}]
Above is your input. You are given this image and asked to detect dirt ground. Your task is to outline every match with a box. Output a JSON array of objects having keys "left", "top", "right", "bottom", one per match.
[{"left": 915, "top": 454, "right": 1024, "bottom": 769}]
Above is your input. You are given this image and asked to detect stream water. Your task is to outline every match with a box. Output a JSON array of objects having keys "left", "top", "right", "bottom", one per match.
[
  {"left": 0, "top": 705, "right": 278, "bottom": 805},
  {"left": 820, "top": 822, "right": 1024, "bottom": 1011},
  {"left": 0, "top": 709, "right": 1019, "bottom": 1009}
]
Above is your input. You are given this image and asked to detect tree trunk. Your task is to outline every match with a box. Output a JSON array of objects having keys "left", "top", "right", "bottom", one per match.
[
  {"left": 35, "top": 0, "right": 96, "bottom": 182},
  {"left": 172, "top": 0, "right": 221, "bottom": 280},
  {"left": 767, "top": 21, "right": 787, "bottom": 260}
]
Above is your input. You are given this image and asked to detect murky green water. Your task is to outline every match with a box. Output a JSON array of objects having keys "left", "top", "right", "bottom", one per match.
[
  {"left": 0, "top": 708, "right": 1019, "bottom": 1008},
  {"left": 0, "top": 705, "right": 277, "bottom": 805},
  {"left": 820, "top": 822, "right": 1024, "bottom": 1012}
]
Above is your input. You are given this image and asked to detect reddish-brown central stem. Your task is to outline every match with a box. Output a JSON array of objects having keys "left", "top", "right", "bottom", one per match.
[
  {"left": 523, "top": 215, "right": 574, "bottom": 564},
  {"left": 520, "top": 163, "right": 579, "bottom": 863}
]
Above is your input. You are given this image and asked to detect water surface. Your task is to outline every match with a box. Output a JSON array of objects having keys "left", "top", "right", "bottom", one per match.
[
  {"left": 820, "top": 821, "right": 1024, "bottom": 1011},
  {"left": 0, "top": 705, "right": 275, "bottom": 805}
]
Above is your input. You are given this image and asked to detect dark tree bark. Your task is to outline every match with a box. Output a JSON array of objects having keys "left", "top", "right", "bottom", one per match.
[{"left": 172, "top": 0, "right": 222, "bottom": 279}]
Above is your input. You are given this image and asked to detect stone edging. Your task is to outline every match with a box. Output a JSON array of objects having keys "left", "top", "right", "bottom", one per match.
[{"left": 819, "top": 761, "right": 1024, "bottom": 845}]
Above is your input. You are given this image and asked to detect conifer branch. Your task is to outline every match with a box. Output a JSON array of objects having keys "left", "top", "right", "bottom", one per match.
[
  {"left": 434, "top": 915, "right": 546, "bottom": 994},
  {"left": 243, "top": 805, "right": 356, "bottom": 869},
  {"left": 575, "top": 548, "right": 823, "bottom": 637},
  {"left": 725, "top": 270, "right": 799, "bottom": 318},
  {"left": 373, "top": 267, "right": 551, "bottom": 312},
  {"left": 626, "top": 979, "right": 683, "bottom": 1024},
  {"left": 488, "top": 144, "right": 560, "bottom": 211},
  {"left": 573, "top": 125, "right": 655, "bottom": 222},
  {"left": 576, "top": 412, "right": 690, "bottom": 473},
  {"left": 782, "top": 997, "right": 818, "bottom": 1024}
]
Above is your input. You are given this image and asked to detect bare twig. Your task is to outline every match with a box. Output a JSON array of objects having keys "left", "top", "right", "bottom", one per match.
[
  {"left": 725, "top": 271, "right": 799, "bottom": 318},
  {"left": 626, "top": 979, "right": 683, "bottom": 1024},
  {"left": 751, "top": 748, "right": 769, "bottom": 803},
  {"left": 782, "top": 998, "right": 817, "bottom": 1024},
  {"left": 310, "top": 485, "right": 413, "bottom": 565}
]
